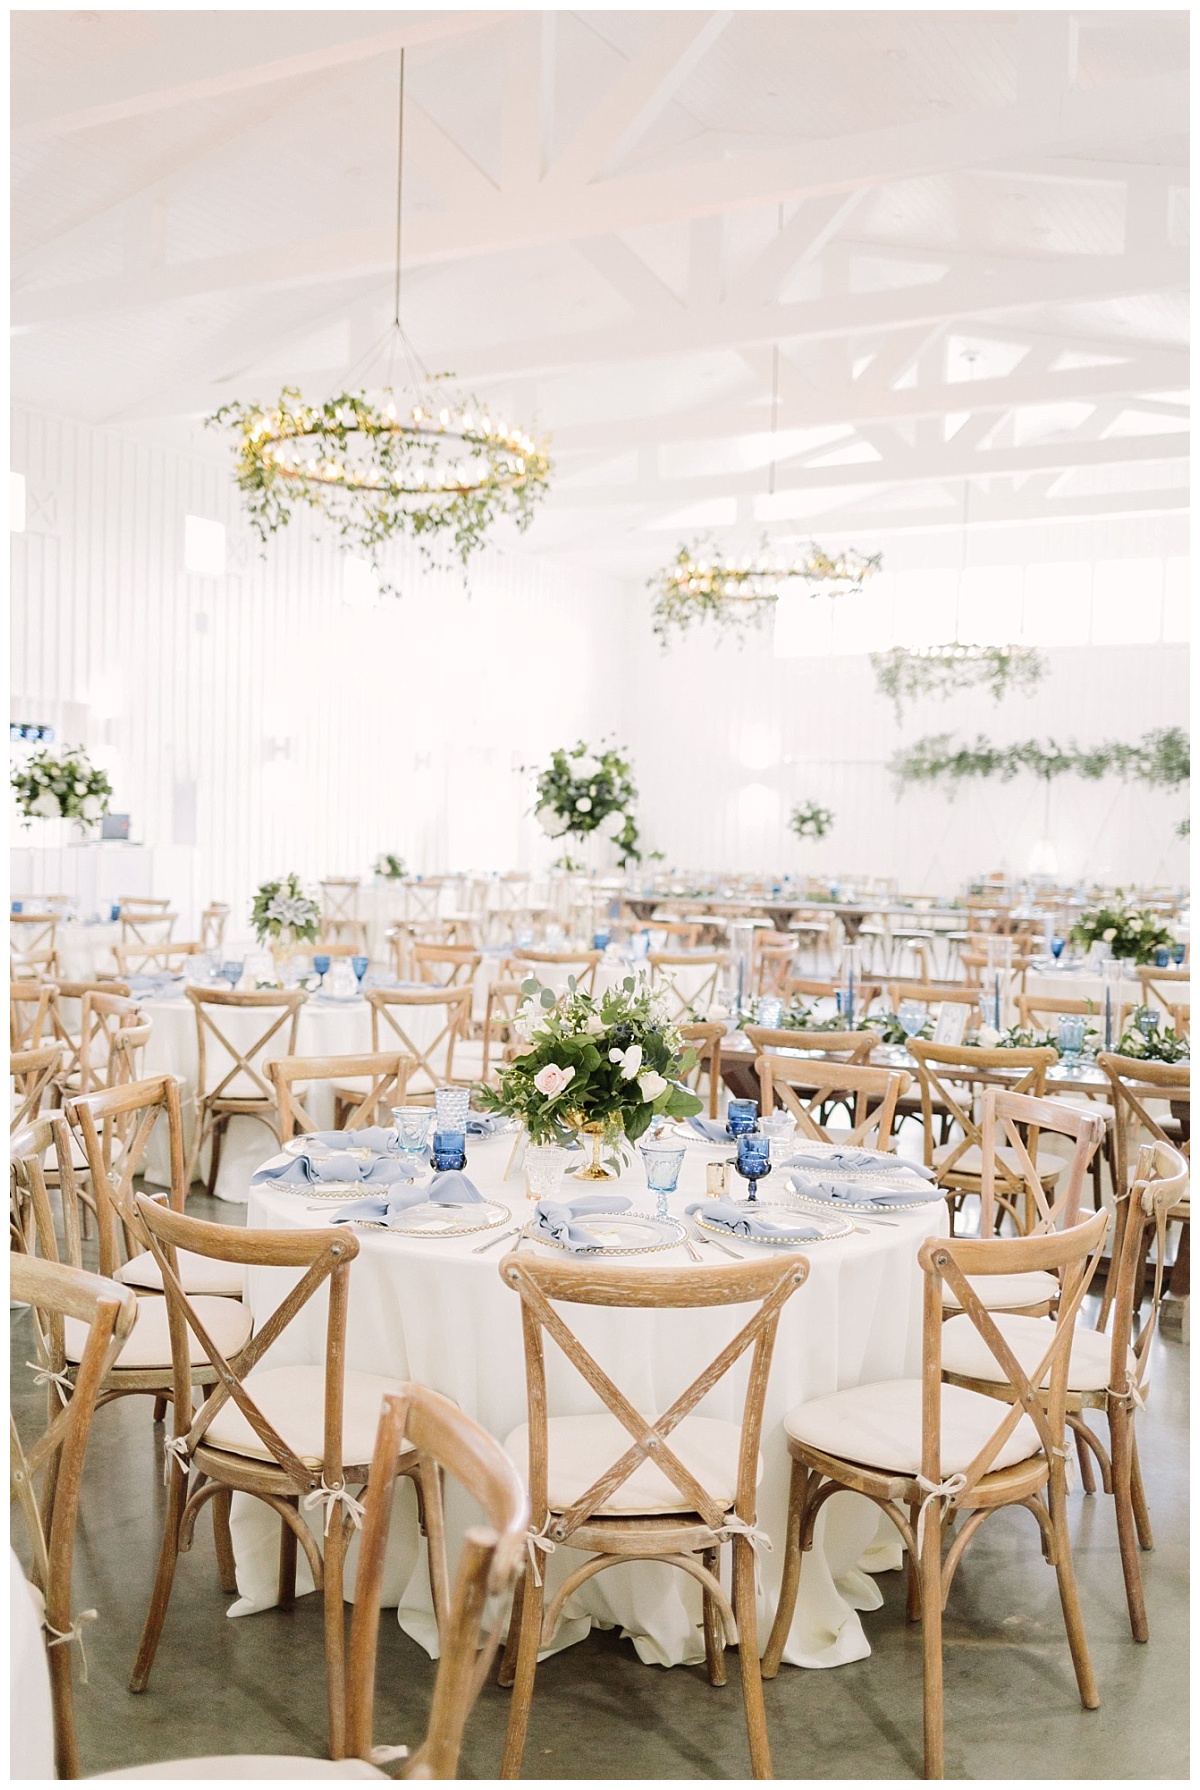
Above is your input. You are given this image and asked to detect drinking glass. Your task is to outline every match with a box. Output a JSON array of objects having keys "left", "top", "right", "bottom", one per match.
[
  {"left": 1136, "top": 1007, "right": 1160, "bottom": 1037},
  {"left": 221, "top": 960, "right": 243, "bottom": 990},
  {"left": 1050, "top": 936, "right": 1065, "bottom": 959},
  {"left": 756, "top": 995, "right": 784, "bottom": 1030},
  {"left": 1154, "top": 948, "right": 1170, "bottom": 968},
  {"left": 897, "top": 999, "right": 928, "bottom": 1041},
  {"left": 432, "top": 1129, "right": 467, "bottom": 1172},
  {"left": 434, "top": 1086, "right": 471, "bottom": 1133},
  {"left": 592, "top": 930, "right": 611, "bottom": 951},
  {"left": 639, "top": 1141, "right": 686, "bottom": 1220},
  {"left": 734, "top": 1133, "right": 771, "bottom": 1203},
  {"left": 524, "top": 1143, "right": 569, "bottom": 1202},
  {"left": 760, "top": 1111, "right": 796, "bottom": 1161},
  {"left": 313, "top": 953, "right": 331, "bottom": 988},
  {"left": 351, "top": 954, "right": 369, "bottom": 988},
  {"left": 1172, "top": 943, "right": 1186, "bottom": 965},
  {"left": 391, "top": 1107, "right": 432, "bottom": 1157},
  {"left": 726, "top": 1099, "right": 758, "bottom": 1138},
  {"left": 1056, "top": 1015, "right": 1085, "bottom": 1070}
]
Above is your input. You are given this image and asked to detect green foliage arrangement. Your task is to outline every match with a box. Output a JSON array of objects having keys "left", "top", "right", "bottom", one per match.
[
  {"left": 871, "top": 643, "right": 1046, "bottom": 719},
  {"left": 11, "top": 745, "right": 111, "bottom": 825},
  {"left": 251, "top": 873, "right": 321, "bottom": 945},
  {"left": 533, "top": 741, "right": 641, "bottom": 865},
  {"left": 1116, "top": 1008, "right": 1190, "bottom": 1064},
  {"left": 1070, "top": 904, "right": 1176, "bottom": 965},
  {"left": 374, "top": 853, "right": 407, "bottom": 880},
  {"left": 790, "top": 801, "right": 834, "bottom": 840},
  {"left": 891, "top": 727, "right": 1190, "bottom": 800},
  {"left": 476, "top": 975, "right": 702, "bottom": 1146},
  {"left": 648, "top": 539, "right": 881, "bottom": 643},
  {"left": 209, "top": 385, "right": 551, "bottom": 593}
]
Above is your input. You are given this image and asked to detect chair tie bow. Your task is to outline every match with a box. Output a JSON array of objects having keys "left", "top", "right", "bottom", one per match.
[
  {"left": 712, "top": 1516, "right": 774, "bottom": 1596},
  {"left": 914, "top": 1472, "right": 968, "bottom": 1553},
  {"left": 162, "top": 1434, "right": 192, "bottom": 1485},
  {"left": 26, "top": 1360, "right": 73, "bottom": 1406},
  {"left": 524, "top": 1518, "right": 557, "bottom": 1587},
  {"left": 44, "top": 1608, "right": 99, "bottom": 1684},
  {"left": 302, "top": 1480, "right": 366, "bottom": 1537}
]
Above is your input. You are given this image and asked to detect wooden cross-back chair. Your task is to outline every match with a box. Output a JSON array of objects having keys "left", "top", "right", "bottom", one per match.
[
  {"left": 885, "top": 981, "right": 982, "bottom": 1026},
  {"left": 412, "top": 940, "right": 482, "bottom": 989},
  {"left": 497, "top": 1250, "right": 810, "bottom": 1781},
  {"left": 1137, "top": 964, "right": 1189, "bottom": 1011},
  {"left": 783, "top": 975, "right": 884, "bottom": 1011},
  {"left": 507, "top": 949, "right": 602, "bottom": 995},
  {"left": 11, "top": 912, "right": 60, "bottom": 961},
  {"left": 744, "top": 1025, "right": 876, "bottom": 1065},
  {"left": 114, "top": 941, "right": 202, "bottom": 978},
  {"left": 199, "top": 902, "right": 230, "bottom": 953},
  {"left": 127, "top": 1196, "right": 429, "bottom": 1756},
  {"left": 754, "top": 938, "right": 797, "bottom": 998},
  {"left": 12, "top": 943, "right": 62, "bottom": 982},
  {"left": 362, "top": 984, "right": 473, "bottom": 1097},
  {"left": 267, "top": 1050, "right": 415, "bottom": 1139},
  {"left": 680, "top": 1021, "right": 724, "bottom": 1119},
  {"left": 762, "top": 1209, "right": 1108, "bottom": 1778},
  {"left": 648, "top": 950, "right": 726, "bottom": 1021},
  {"left": 399, "top": 878, "right": 446, "bottom": 924},
  {"left": 643, "top": 917, "right": 702, "bottom": 951},
  {"left": 91, "top": 1383, "right": 528, "bottom": 1782},
  {"left": 185, "top": 986, "right": 306, "bottom": 1194},
  {"left": 46, "top": 978, "right": 133, "bottom": 1089},
  {"left": 1096, "top": 1052, "right": 1190, "bottom": 1328},
  {"left": 908, "top": 1041, "right": 1058, "bottom": 1233},
  {"left": 756, "top": 1056, "right": 911, "bottom": 1152},
  {"left": 476, "top": 979, "right": 526, "bottom": 1086},
  {"left": 12, "top": 977, "right": 57, "bottom": 1049},
  {"left": 10, "top": 1248, "right": 139, "bottom": 1779},
  {"left": 60, "top": 989, "right": 142, "bottom": 1096},
  {"left": 11, "top": 1043, "right": 64, "bottom": 1132},
  {"left": 320, "top": 877, "right": 360, "bottom": 925},
  {"left": 119, "top": 901, "right": 177, "bottom": 946},
  {"left": 316, "top": 919, "right": 370, "bottom": 953},
  {"left": 942, "top": 1140, "right": 1187, "bottom": 1645}
]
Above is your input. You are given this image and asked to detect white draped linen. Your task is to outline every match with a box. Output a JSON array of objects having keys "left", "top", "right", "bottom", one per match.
[{"left": 227, "top": 1131, "right": 948, "bottom": 1673}]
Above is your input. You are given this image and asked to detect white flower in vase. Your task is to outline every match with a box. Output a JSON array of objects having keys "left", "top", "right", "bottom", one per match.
[
  {"left": 638, "top": 1069, "right": 668, "bottom": 1102},
  {"left": 600, "top": 809, "right": 626, "bottom": 840},
  {"left": 536, "top": 804, "right": 569, "bottom": 837},
  {"left": 572, "top": 754, "right": 601, "bottom": 780},
  {"left": 80, "top": 795, "right": 103, "bottom": 821},
  {"left": 31, "top": 791, "right": 61, "bottom": 818},
  {"left": 575, "top": 796, "right": 593, "bottom": 813},
  {"left": 609, "top": 1043, "right": 643, "bottom": 1079}
]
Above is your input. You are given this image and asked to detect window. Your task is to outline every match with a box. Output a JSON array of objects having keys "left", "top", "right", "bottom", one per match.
[
  {"left": 956, "top": 566, "right": 1022, "bottom": 645},
  {"left": 183, "top": 514, "right": 226, "bottom": 576},
  {"left": 1021, "top": 562, "right": 1091, "bottom": 647},
  {"left": 1091, "top": 559, "right": 1163, "bottom": 644},
  {"left": 893, "top": 568, "right": 957, "bottom": 647}
]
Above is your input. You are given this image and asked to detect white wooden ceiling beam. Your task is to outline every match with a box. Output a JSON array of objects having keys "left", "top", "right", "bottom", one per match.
[
  {"left": 500, "top": 15, "right": 552, "bottom": 190},
  {"left": 733, "top": 485, "right": 1190, "bottom": 538},
  {"left": 575, "top": 237, "right": 683, "bottom": 317},
  {"left": 731, "top": 192, "right": 867, "bottom": 307}
]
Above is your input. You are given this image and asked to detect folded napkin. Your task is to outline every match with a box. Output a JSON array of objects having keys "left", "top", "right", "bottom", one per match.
[
  {"left": 330, "top": 1170, "right": 486, "bottom": 1227},
  {"left": 253, "top": 1152, "right": 419, "bottom": 1188},
  {"left": 685, "top": 1199, "right": 821, "bottom": 1242},
  {"left": 785, "top": 1174, "right": 942, "bottom": 1209},
  {"left": 307, "top": 1126, "right": 395, "bottom": 1155},
  {"left": 466, "top": 1113, "right": 507, "bottom": 1135},
  {"left": 529, "top": 1193, "right": 632, "bottom": 1250},
  {"left": 782, "top": 1147, "right": 936, "bottom": 1180},
  {"left": 687, "top": 1116, "right": 735, "bottom": 1143}
]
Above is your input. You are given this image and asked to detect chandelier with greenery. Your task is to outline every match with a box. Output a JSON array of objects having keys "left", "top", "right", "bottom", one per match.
[
  {"left": 209, "top": 53, "right": 550, "bottom": 592},
  {"left": 649, "top": 538, "right": 881, "bottom": 643},
  {"left": 871, "top": 642, "right": 1046, "bottom": 719}
]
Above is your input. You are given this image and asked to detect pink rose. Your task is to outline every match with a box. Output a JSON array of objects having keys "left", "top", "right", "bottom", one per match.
[{"left": 533, "top": 1063, "right": 575, "bottom": 1099}]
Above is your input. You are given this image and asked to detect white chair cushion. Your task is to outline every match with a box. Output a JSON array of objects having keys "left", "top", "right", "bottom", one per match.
[
  {"left": 63, "top": 1294, "right": 251, "bottom": 1369},
  {"left": 202, "top": 1365, "right": 412, "bottom": 1470},
  {"left": 941, "top": 1312, "right": 1134, "bottom": 1395},
  {"left": 784, "top": 1379, "right": 1042, "bottom": 1477},
  {"left": 503, "top": 1412, "right": 759, "bottom": 1516},
  {"left": 940, "top": 1271, "right": 1061, "bottom": 1312},
  {"left": 114, "top": 1249, "right": 245, "bottom": 1298},
  {"left": 932, "top": 1142, "right": 1063, "bottom": 1182},
  {"left": 96, "top": 1758, "right": 385, "bottom": 1779},
  {"left": 10, "top": 1555, "right": 55, "bottom": 1783}
]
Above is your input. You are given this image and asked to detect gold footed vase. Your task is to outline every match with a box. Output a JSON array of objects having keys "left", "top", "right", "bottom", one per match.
[{"left": 571, "top": 1117, "right": 618, "bottom": 1181}]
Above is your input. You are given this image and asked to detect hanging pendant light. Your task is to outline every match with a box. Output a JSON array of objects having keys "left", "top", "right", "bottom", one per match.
[{"left": 210, "top": 52, "right": 551, "bottom": 593}]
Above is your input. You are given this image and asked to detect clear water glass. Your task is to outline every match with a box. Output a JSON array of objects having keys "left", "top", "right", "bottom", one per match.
[
  {"left": 639, "top": 1141, "right": 686, "bottom": 1220},
  {"left": 1056, "top": 1015, "right": 1085, "bottom": 1069},
  {"left": 432, "top": 1129, "right": 467, "bottom": 1172},
  {"left": 756, "top": 995, "right": 784, "bottom": 1030},
  {"left": 760, "top": 1111, "right": 796, "bottom": 1160},
  {"left": 391, "top": 1106, "right": 432, "bottom": 1157},
  {"left": 897, "top": 999, "right": 927, "bottom": 1042},
  {"left": 222, "top": 960, "right": 243, "bottom": 989},
  {"left": 524, "top": 1143, "right": 569, "bottom": 1202},
  {"left": 434, "top": 1086, "right": 471, "bottom": 1132},
  {"left": 726, "top": 1099, "right": 758, "bottom": 1137},
  {"left": 1136, "top": 1008, "right": 1160, "bottom": 1036}
]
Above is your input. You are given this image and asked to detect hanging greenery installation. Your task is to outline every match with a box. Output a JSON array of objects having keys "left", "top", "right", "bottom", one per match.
[{"left": 871, "top": 643, "right": 1046, "bottom": 719}]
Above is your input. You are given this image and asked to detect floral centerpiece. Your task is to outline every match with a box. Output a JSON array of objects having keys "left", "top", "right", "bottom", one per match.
[
  {"left": 1116, "top": 1009, "right": 1190, "bottom": 1064},
  {"left": 532, "top": 740, "right": 641, "bottom": 866},
  {"left": 251, "top": 873, "right": 321, "bottom": 949},
  {"left": 476, "top": 974, "right": 702, "bottom": 1177},
  {"left": 1070, "top": 904, "right": 1176, "bottom": 965},
  {"left": 790, "top": 801, "right": 834, "bottom": 841},
  {"left": 11, "top": 745, "right": 111, "bottom": 829},
  {"left": 374, "top": 853, "right": 407, "bottom": 880}
]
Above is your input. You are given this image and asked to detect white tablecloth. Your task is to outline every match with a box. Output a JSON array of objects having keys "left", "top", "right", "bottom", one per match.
[
  {"left": 1023, "top": 966, "right": 1190, "bottom": 1017},
  {"left": 52, "top": 919, "right": 121, "bottom": 982},
  {"left": 229, "top": 1132, "right": 948, "bottom": 1673}
]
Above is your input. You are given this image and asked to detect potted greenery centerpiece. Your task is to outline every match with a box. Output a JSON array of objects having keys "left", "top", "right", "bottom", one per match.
[
  {"left": 374, "top": 853, "right": 407, "bottom": 881},
  {"left": 532, "top": 741, "right": 641, "bottom": 867},
  {"left": 477, "top": 974, "right": 702, "bottom": 1178},
  {"left": 251, "top": 873, "right": 321, "bottom": 979},
  {"left": 1070, "top": 903, "right": 1176, "bottom": 966},
  {"left": 12, "top": 745, "right": 112, "bottom": 840}
]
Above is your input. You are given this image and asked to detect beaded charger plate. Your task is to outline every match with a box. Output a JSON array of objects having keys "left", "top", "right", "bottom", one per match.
[
  {"left": 524, "top": 1212, "right": 686, "bottom": 1256},
  {"left": 265, "top": 1176, "right": 404, "bottom": 1202},
  {"left": 692, "top": 1201, "right": 853, "bottom": 1247},
  {"left": 282, "top": 1137, "right": 378, "bottom": 1162},
  {"left": 346, "top": 1199, "right": 510, "bottom": 1237},
  {"left": 782, "top": 1168, "right": 940, "bottom": 1214}
]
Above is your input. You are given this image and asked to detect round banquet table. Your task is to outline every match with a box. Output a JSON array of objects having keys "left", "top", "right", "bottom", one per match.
[
  {"left": 229, "top": 1131, "right": 948, "bottom": 1674},
  {"left": 53, "top": 919, "right": 122, "bottom": 982}
]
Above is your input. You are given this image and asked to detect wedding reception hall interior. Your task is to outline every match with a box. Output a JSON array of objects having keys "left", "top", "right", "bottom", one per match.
[{"left": 9, "top": 5, "right": 1190, "bottom": 1781}]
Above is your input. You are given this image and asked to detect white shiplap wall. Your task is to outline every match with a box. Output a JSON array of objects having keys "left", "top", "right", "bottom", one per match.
[{"left": 10, "top": 407, "right": 634, "bottom": 927}]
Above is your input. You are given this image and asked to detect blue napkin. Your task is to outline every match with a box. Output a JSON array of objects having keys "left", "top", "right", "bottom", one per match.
[
  {"left": 529, "top": 1193, "right": 632, "bottom": 1250},
  {"left": 253, "top": 1152, "right": 419, "bottom": 1188},
  {"left": 466, "top": 1113, "right": 507, "bottom": 1135},
  {"left": 686, "top": 1199, "right": 821, "bottom": 1241},
  {"left": 306, "top": 1127, "right": 395, "bottom": 1155},
  {"left": 330, "top": 1169, "right": 485, "bottom": 1226},
  {"left": 782, "top": 1147, "right": 937, "bottom": 1180},
  {"left": 687, "top": 1116, "right": 734, "bottom": 1143},
  {"left": 785, "top": 1173, "right": 943, "bottom": 1208}
]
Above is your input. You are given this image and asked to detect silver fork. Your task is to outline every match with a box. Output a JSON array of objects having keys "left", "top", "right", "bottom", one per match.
[
  {"left": 688, "top": 1221, "right": 743, "bottom": 1260},
  {"left": 472, "top": 1225, "right": 521, "bottom": 1255}
]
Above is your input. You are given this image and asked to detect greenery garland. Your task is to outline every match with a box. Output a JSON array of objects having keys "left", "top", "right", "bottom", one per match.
[
  {"left": 11, "top": 745, "right": 111, "bottom": 825},
  {"left": 648, "top": 539, "right": 881, "bottom": 644},
  {"left": 1116, "top": 1008, "right": 1190, "bottom": 1063},
  {"left": 209, "top": 385, "right": 552, "bottom": 592},
  {"left": 871, "top": 643, "right": 1046, "bottom": 719},
  {"left": 789, "top": 801, "right": 834, "bottom": 840},
  {"left": 891, "top": 727, "right": 1190, "bottom": 796},
  {"left": 532, "top": 741, "right": 641, "bottom": 865}
]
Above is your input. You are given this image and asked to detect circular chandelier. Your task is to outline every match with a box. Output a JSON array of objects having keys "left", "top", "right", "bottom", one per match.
[
  {"left": 209, "top": 52, "right": 551, "bottom": 593},
  {"left": 871, "top": 641, "right": 1046, "bottom": 719},
  {"left": 650, "top": 538, "right": 882, "bottom": 643}
]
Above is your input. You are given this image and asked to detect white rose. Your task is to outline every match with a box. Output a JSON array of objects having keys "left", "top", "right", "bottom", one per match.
[
  {"left": 575, "top": 796, "right": 592, "bottom": 813},
  {"left": 1102, "top": 928, "right": 1117, "bottom": 942},
  {"left": 573, "top": 754, "right": 601, "bottom": 779},
  {"left": 74, "top": 780, "right": 87, "bottom": 795},
  {"left": 976, "top": 1024, "right": 1001, "bottom": 1048},
  {"left": 80, "top": 795, "right": 102, "bottom": 821},
  {"left": 638, "top": 1069, "right": 668, "bottom": 1102},
  {"left": 31, "top": 790, "right": 61, "bottom": 817},
  {"left": 600, "top": 809, "right": 626, "bottom": 840},
  {"left": 609, "top": 1043, "right": 642, "bottom": 1079},
  {"left": 585, "top": 1013, "right": 604, "bottom": 1034},
  {"left": 535, "top": 805, "right": 559, "bottom": 836}
]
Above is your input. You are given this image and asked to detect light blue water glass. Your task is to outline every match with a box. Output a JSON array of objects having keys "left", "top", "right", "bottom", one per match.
[
  {"left": 391, "top": 1106, "right": 432, "bottom": 1157},
  {"left": 1136, "top": 1007, "right": 1160, "bottom": 1036},
  {"left": 432, "top": 1129, "right": 467, "bottom": 1172},
  {"left": 221, "top": 960, "right": 243, "bottom": 989},
  {"left": 434, "top": 1086, "right": 471, "bottom": 1133},
  {"left": 726, "top": 1099, "right": 758, "bottom": 1138},
  {"left": 1056, "top": 1014, "right": 1085, "bottom": 1070},
  {"left": 898, "top": 999, "right": 927, "bottom": 1039},
  {"left": 351, "top": 954, "right": 369, "bottom": 987},
  {"left": 640, "top": 1141, "right": 686, "bottom": 1220}
]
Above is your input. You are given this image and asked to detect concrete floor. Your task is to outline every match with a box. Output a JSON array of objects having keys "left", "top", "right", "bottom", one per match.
[{"left": 11, "top": 1195, "right": 1190, "bottom": 1781}]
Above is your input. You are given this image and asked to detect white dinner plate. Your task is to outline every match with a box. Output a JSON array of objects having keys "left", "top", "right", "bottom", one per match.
[
  {"left": 525, "top": 1212, "right": 686, "bottom": 1255},
  {"left": 782, "top": 1168, "right": 941, "bottom": 1214},
  {"left": 692, "top": 1201, "right": 852, "bottom": 1246},
  {"left": 349, "top": 1199, "right": 510, "bottom": 1237}
]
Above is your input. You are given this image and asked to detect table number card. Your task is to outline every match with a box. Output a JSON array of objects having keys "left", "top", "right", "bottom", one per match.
[{"left": 933, "top": 1002, "right": 970, "bottom": 1046}]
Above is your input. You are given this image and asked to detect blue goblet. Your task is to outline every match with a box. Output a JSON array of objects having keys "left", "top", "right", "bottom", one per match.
[
  {"left": 222, "top": 960, "right": 243, "bottom": 990},
  {"left": 734, "top": 1133, "right": 772, "bottom": 1204},
  {"left": 351, "top": 954, "right": 369, "bottom": 989},
  {"left": 726, "top": 1099, "right": 758, "bottom": 1139},
  {"left": 1056, "top": 1014, "right": 1085, "bottom": 1071},
  {"left": 1051, "top": 936, "right": 1065, "bottom": 959},
  {"left": 1172, "top": 944, "right": 1186, "bottom": 966},
  {"left": 432, "top": 1128, "right": 467, "bottom": 1172},
  {"left": 1154, "top": 948, "right": 1170, "bottom": 968},
  {"left": 313, "top": 953, "right": 331, "bottom": 989}
]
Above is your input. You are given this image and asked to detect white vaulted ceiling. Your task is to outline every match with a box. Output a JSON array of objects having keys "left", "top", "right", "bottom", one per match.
[{"left": 10, "top": 8, "right": 1189, "bottom": 572}]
